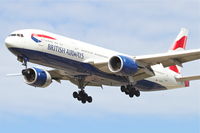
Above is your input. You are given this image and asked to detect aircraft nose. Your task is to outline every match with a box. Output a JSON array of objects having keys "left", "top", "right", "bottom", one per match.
[{"left": 5, "top": 36, "right": 15, "bottom": 48}]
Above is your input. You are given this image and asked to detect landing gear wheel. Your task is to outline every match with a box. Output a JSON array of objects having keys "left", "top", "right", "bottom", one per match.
[
  {"left": 87, "top": 96, "right": 92, "bottom": 103},
  {"left": 125, "top": 90, "right": 129, "bottom": 95},
  {"left": 81, "top": 99, "right": 86, "bottom": 104},
  {"left": 129, "top": 93, "right": 134, "bottom": 98},
  {"left": 84, "top": 93, "right": 88, "bottom": 98},
  {"left": 121, "top": 86, "right": 125, "bottom": 92},
  {"left": 73, "top": 92, "right": 78, "bottom": 98},
  {"left": 73, "top": 90, "right": 93, "bottom": 104},
  {"left": 77, "top": 95, "right": 81, "bottom": 101},
  {"left": 120, "top": 85, "right": 141, "bottom": 98},
  {"left": 135, "top": 90, "right": 140, "bottom": 97}
]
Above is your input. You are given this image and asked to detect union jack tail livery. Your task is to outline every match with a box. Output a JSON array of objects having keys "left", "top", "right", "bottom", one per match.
[
  {"left": 169, "top": 28, "right": 188, "bottom": 74},
  {"left": 170, "top": 28, "right": 188, "bottom": 51}
]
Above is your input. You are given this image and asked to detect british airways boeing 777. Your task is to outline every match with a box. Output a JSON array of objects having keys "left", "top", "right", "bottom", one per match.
[{"left": 5, "top": 28, "right": 200, "bottom": 103}]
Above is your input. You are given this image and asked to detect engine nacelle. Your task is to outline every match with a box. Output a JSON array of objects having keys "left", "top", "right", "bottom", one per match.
[
  {"left": 22, "top": 67, "right": 52, "bottom": 88},
  {"left": 108, "top": 55, "right": 138, "bottom": 76}
]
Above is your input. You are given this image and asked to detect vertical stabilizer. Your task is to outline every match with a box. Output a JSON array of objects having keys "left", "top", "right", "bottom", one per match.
[
  {"left": 168, "top": 28, "right": 189, "bottom": 74},
  {"left": 170, "top": 28, "right": 188, "bottom": 51}
]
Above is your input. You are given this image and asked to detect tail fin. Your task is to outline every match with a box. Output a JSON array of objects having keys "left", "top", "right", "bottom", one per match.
[
  {"left": 168, "top": 28, "right": 189, "bottom": 74},
  {"left": 170, "top": 28, "right": 188, "bottom": 51}
]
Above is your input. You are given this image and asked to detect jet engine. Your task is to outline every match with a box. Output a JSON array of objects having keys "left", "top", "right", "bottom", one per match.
[
  {"left": 108, "top": 55, "right": 138, "bottom": 76},
  {"left": 22, "top": 67, "right": 52, "bottom": 88}
]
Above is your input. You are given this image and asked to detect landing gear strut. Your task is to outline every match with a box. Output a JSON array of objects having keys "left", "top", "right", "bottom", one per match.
[
  {"left": 72, "top": 76, "right": 93, "bottom": 104},
  {"left": 18, "top": 56, "right": 28, "bottom": 69},
  {"left": 121, "top": 85, "right": 140, "bottom": 98}
]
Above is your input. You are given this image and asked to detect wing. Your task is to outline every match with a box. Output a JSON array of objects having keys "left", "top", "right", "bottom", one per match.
[
  {"left": 88, "top": 49, "right": 200, "bottom": 81},
  {"left": 47, "top": 69, "right": 102, "bottom": 87},
  {"left": 47, "top": 69, "right": 70, "bottom": 83},
  {"left": 135, "top": 49, "right": 200, "bottom": 67},
  {"left": 86, "top": 59, "right": 155, "bottom": 81}
]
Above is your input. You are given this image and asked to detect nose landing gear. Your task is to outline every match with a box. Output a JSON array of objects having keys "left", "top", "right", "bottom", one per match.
[{"left": 18, "top": 56, "right": 28, "bottom": 69}]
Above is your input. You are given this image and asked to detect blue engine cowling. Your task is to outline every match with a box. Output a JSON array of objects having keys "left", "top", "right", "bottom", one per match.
[
  {"left": 22, "top": 67, "right": 52, "bottom": 88},
  {"left": 108, "top": 55, "right": 138, "bottom": 76}
]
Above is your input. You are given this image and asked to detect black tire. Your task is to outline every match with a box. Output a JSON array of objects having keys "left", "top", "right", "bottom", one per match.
[
  {"left": 135, "top": 90, "right": 140, "bottom": 97},
  {"left": 129, "top": 93, "right": 134, "bottom": 98},
  {"left": 87, "top": 96, "right": 92, "bottom": 103},
  {"left": 81, "top": 99, "right": 86, "bottom": 104},
  {"left": 125, "top": 90, "right": 129, "bottom": 95},
  {"left": 77, "top": 96, "right": 81, "bottom": 101},
  {"left": 73, "top": 92, "right": 78, "bottom": 98},
  {"left": 121, "top": 86, "right": 125, "bottom": 92},
  {"left": 79, "top": 91, "right": 84, "bottom": 96},
  {"left": 84, "top": 93, "right": 88, "bottom": 97}
]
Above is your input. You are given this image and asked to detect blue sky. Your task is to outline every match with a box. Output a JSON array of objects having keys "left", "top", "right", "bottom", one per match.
[{"left": 0, "top": 0, "right": 200, "bottom": 133}]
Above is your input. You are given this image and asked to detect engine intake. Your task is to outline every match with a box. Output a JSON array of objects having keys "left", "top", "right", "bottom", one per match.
[
  {"left": 108, "top": 55, "right": 138, "bottom": 76},
  {"left": 22, "top": 67, "right": 52, "bottom": 88}
]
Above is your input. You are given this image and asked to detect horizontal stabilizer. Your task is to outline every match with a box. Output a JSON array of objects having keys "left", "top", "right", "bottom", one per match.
[{"left": 176, "top": 75, "right": 200, "bottom": 81}]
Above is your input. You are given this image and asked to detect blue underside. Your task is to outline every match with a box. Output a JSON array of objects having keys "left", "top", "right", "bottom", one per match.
[{"left": 8, "top": 48, "right": 166, "bottom": 91}]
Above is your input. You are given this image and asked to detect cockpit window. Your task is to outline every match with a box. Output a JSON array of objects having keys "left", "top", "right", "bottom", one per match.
[
  {"left": 10, "top": 34, "right": 16, "bottom": 36},
  {"left": 9, "top": 33, "right": 24, "bottom": 37}
]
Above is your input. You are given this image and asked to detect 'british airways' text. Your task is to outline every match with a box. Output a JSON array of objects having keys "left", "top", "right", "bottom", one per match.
[{"left": 47, "top": 44, "right": 84, "bottom": 59}]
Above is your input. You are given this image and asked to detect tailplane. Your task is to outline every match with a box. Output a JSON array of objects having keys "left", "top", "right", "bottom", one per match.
[
  {"left": 168, "top": 28, "right": 189, "bottom": 74},
  {"left": 176, "top": 75, "right": 200, "bottom": 87},
  {"left": 176, "top": 75, "right": 200, "bottom": 82}
]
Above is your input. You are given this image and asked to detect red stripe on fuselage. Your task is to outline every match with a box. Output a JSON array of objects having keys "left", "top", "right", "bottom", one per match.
[{"left": 32, "top": 34, "right": 56, "bottom": 40}]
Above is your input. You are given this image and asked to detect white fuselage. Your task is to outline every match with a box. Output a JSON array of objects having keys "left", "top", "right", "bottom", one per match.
[{"left": 5, "top": 29, "right": 186, "bottom": 91}]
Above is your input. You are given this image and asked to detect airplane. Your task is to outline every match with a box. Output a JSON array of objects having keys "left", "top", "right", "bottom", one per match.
[{"left": 5, "top": 28, "right": 200, "bottom": 104}]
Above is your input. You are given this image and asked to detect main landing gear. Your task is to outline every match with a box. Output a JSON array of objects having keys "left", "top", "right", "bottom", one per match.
[
  {"left": 73, "top": 90, "right": 92, "bottom": 104},
  {"left": 72, "top": 77, "right": 93, "bottom": 104},
  {"left": 120, "top": 85, "right": 140, "bottom": 98}
]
